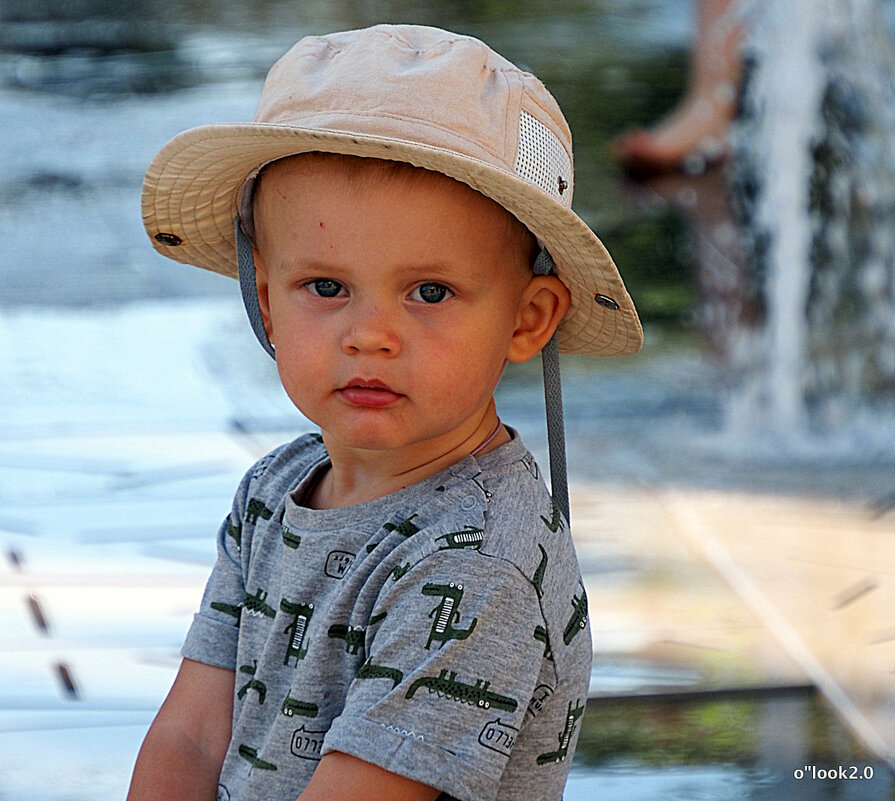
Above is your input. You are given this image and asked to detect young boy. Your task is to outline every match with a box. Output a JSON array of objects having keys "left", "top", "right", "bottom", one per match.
[{"left": 130, "top": 23, "right": 641, "bottom": 801}]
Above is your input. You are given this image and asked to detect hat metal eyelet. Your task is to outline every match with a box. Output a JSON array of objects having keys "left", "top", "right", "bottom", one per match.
[
  {"left": 557, "top": 176, "right": 568, "bottom": 195},
  {"left": 594, "top": 293, "right": 619, "bottom": 310},
  {"left": 155, "top": 232, "right": 183, "bottom": 246}
]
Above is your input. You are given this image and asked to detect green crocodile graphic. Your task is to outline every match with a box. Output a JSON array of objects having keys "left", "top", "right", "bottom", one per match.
[
  {"left": 244, "top": 588, "right": 276, "bottom": 619},
  {"left": 238, "top": 744, "right": 277, "bottom": 771},
  {"left": 540, "top": 500, "right": 564, "bottom": 533},
  {"left": 532, "top": 544, "right": 548, "bottom": 599},
  {"left": 368, "top": 514, "right": 420, "bottom": 554},
  {"left": 356, "top": 659, "right": 404, "bottom": 689},
  {"left": 327, "top": 623, "right": 366, "bottom": 655},
  {"left": 237, "top": 660, "right": 266, "bottom": 704},
  {"left": 281, "top": 524, "right": 301, "bottom": 549},
  {"left": 226, "top": 517, "right": 242, "bottom": 552},
  {"left": 383, "top": 514, "right": 420, "bottom": 537},
  {"left": 562, "top": 585, "right": 588, "bottom": 645},
  {"left": 406, "top": 669, "right": 517, "bottom": 712},
  {"left": 280, "top": 598, "right": 314, "bottom": 665},
  {"left": 533, "top": 625, "right": 553, "bottom": 660},
  {"left": 391, "top": 562, "right": 412, "bottom": 582},
  {"left": 536, "top": 699, "right": 585, "bottom": 765},
  {"left": 369, "top": 611, "right": 387, "bottom": 626},
  {"left": 210, "top": 600, "right": 243, "bottom": 625},
  {"left": 281, "top": 692, "right": 319, "bottom": 718},
  {"left": 435, "top": 526, "right": 484, "bottom": 550},
  {"left": 422, "top": 582, "right": 478, "bottom": 649},
  {"left": 246, "top": 497, "right": 274, "bottom": 525}
]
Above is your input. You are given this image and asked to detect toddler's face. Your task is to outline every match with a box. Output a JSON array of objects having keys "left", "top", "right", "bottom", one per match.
[{"left": 252, "top": 156, "right": 534, "bottom": 457}]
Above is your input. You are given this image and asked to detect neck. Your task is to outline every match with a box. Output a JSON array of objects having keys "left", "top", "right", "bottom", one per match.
[{"left": 307, "top": 400, "right": 509, "bottom": 509}]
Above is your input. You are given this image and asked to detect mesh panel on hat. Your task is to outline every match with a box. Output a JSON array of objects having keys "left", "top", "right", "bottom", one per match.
[{"left": 514, "top": 111, "right": 573, "bottom": 207}]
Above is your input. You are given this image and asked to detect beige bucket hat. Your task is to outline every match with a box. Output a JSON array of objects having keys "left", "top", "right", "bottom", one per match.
[{"left": 142, "top": 23, "right": 642, "bottom": 357}]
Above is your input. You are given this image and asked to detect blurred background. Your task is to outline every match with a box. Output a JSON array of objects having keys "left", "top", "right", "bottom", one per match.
[{"left": 2, "top": 0, "right": 895, "bottom": 798}]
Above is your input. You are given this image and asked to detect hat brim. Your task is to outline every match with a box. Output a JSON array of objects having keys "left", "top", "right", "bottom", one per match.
[{"left": 142, "top": 122, "right": 643, "bottom": 357}]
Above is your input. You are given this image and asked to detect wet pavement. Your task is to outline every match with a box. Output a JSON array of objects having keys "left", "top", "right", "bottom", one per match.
[{"left": 1, "top": 300, "right": 291, "bottom": 799}]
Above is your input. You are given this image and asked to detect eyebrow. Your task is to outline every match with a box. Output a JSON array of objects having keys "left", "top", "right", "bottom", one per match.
[{"left": 277, "top": 255, "right": 478, "bottom": 282}]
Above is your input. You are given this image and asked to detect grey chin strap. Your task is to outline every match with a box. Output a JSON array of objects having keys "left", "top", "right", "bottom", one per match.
[
  {"left": 533, "top": 247, "right": 570, "bottom": 526},
  {"left": 236, "top": 215, "right": 276, "bottom": 359},
  {"left": 234, "top": 217, "right": 570, "bottom": 527}
]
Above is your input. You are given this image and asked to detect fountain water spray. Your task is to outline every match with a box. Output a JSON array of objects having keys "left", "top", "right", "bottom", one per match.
[{"left": 728, "top": 0, "right": 895, "bottom": 452}]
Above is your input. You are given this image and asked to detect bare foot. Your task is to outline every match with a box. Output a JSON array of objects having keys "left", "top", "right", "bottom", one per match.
[
  {"left": 612, "top": 0, "right": 742, "bottom": 177},
  {"left": 611, "top": 83, "right": 736, "bottom": 177}
]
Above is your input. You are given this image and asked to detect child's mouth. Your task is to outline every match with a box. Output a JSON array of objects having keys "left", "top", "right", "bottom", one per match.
[{"left": 339, "top": 378, "right": 403, "bottom": 407}]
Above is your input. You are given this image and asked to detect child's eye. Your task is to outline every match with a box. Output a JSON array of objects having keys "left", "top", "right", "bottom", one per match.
[
  {"left": 410, "top": 283, "right": 453, "bottom": 303},
  {"left": 306, "top": 279, "right": 345, "bottom": 298}
]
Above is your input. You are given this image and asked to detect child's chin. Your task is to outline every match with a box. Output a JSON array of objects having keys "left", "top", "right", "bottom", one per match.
[{"left": 325, "top": 425, "right": 409, "bottom": 452}]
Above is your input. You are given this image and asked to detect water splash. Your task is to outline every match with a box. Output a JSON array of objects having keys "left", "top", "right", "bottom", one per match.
[{"left": 727, "top": 0, "right": 895, "bottom": 453}]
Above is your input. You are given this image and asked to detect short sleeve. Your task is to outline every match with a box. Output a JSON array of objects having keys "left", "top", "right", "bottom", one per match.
[
  {"left": 180, "top": 483, "right": 249, "bottom": 671},
  {"left": 322, "top": 548, "right": 547, "bottom": 801}
]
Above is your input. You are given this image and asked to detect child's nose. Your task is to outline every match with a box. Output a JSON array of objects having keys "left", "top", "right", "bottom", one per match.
[{"left": 340, "top": 302, "right": 402, "bottom": 356}]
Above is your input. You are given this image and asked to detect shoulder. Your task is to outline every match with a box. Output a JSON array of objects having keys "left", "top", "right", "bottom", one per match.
[
  {"left": 224, "top": 432, "right": 328, "bottom": 562},
  {"left": 389, "top": 433, "right": 576, "bottom": 584},
  {"left": 234, "top": 431, "right": 328, "bottom": 510},
  {"left": 470, "top": 435, "right": 591, "bottom": 683},
  {"left": 471, "top": 434, "right": 573, "bottom": 572}
]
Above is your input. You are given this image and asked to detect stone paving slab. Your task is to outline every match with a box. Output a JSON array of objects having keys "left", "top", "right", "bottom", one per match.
[
  {"left": 567, "top": 466, "right": 895, "bottom": 773},
  {"left": 658, "top": 486, "right": 895, "bottom": 770},
  {"left": 573, "top": 484, "right": 810, "bottom": 697}
]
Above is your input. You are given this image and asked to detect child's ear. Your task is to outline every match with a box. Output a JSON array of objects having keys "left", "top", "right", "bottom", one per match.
[
  {"left": 506, "top": 275, "right": 571, "bottom": 363},
  {"left": 253, "top": 247, "right": 275, "bottom": 343}
]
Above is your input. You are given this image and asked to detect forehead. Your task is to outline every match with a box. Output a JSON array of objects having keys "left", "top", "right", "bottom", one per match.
[
  {"left": 255, "top": 153, "right": 508, "bottom": 224},
  {"left": 253, "top": 154, "right": 532, "bottom": 275}
]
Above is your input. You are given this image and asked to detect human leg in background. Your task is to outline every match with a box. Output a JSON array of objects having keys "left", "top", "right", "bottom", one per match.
[{"left": 612, "top": 0, "right": 743, "bottom": 176}]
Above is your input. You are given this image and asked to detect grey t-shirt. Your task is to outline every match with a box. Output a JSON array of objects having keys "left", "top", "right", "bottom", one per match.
[{"left": 183, "top": 431, "right": 591, "bottom": 801}]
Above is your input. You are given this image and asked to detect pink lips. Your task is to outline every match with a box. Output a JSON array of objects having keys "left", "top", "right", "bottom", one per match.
[{"left": 339, "top": 377, "right": 403, "bottom": 407}]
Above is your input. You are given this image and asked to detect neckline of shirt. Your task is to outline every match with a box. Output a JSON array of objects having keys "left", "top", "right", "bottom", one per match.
[{"left": 282, "top": 428, "right": 527, "bottom": 528}]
